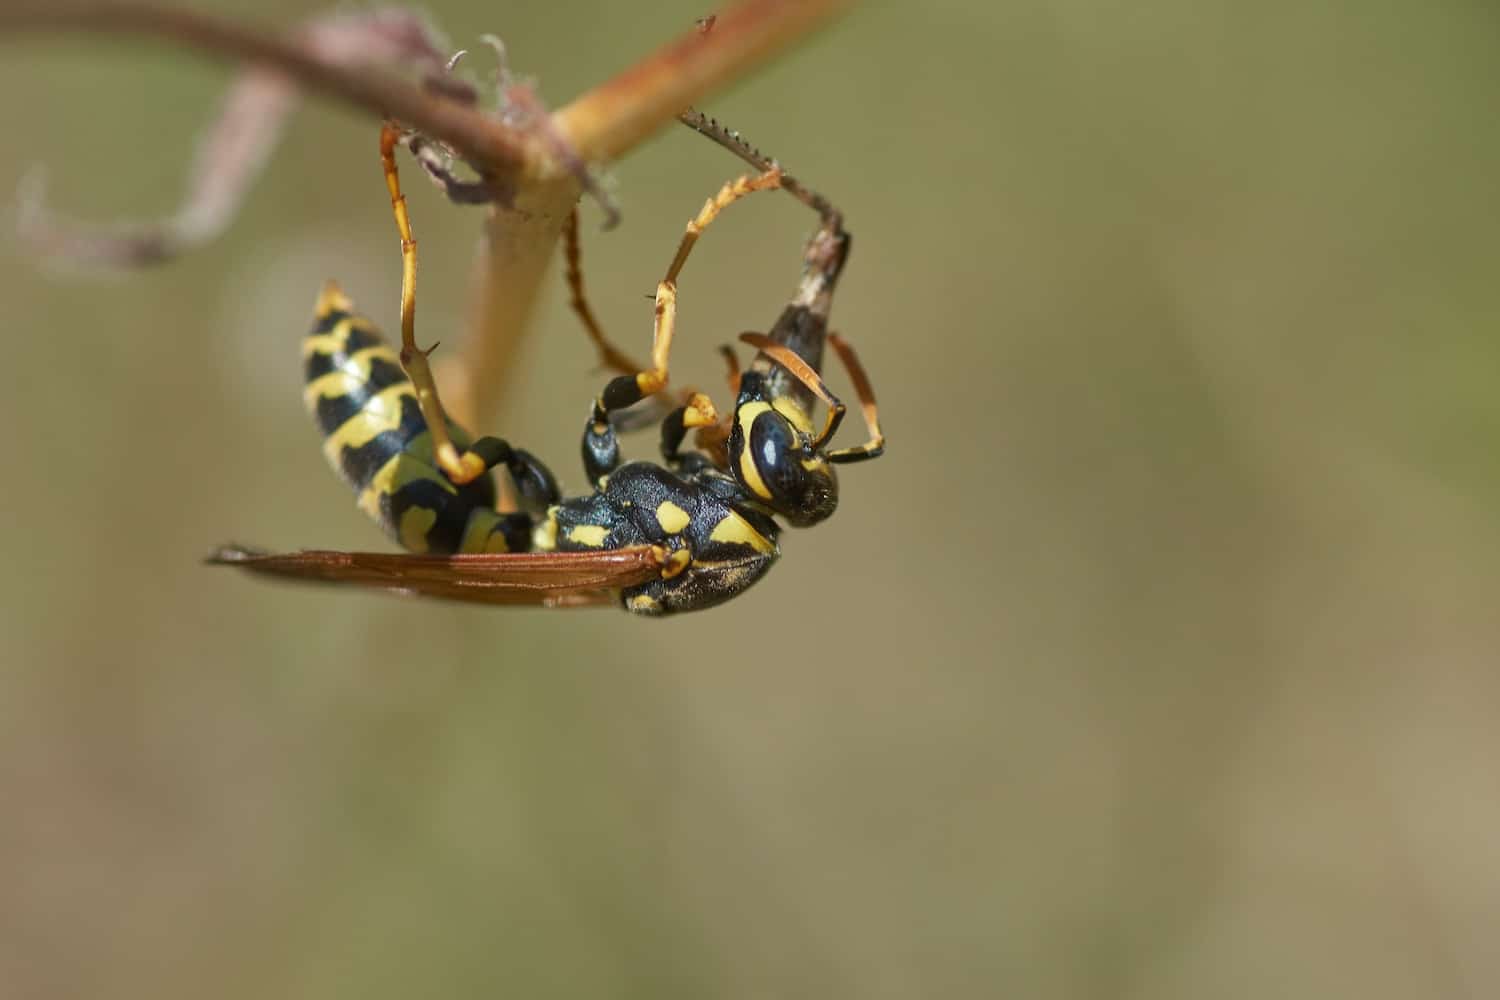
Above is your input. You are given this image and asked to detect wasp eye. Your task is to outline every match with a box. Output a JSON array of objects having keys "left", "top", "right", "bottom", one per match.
[{"left": 750, "top": 412, "right": 805, "bottom": 503}]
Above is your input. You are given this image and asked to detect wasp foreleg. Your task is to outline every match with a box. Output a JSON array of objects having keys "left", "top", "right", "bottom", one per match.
[{"left": 594, "top": 170, "right": 783, "bottom": 421}]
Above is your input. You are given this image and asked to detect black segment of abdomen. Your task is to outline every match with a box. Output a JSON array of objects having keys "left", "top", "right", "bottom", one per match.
[
  {"left": 309, "top": 356, "right": 410, "bottom": 436},
  {"left": 380, "top": 475, "right": 503, "bottom": 553}
]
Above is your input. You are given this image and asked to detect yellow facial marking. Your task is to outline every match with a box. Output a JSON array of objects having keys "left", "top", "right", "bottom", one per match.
[
  {"left": 709, "top": 510, "right": 776, "bottom": 554},
  {"left": 567, "top": 524, "right": 610, "bottom": 548},
  {"left": 321, "top": 383, "right": 417, "bottom": 465},
  {"left": 735, "top": 401, "right": 774, "bottom": 500},
  {"left": 655, "top": 500, "right": 691, "bottom": 535},
  {"left": 738, "top": 400, "right": 772, "bottom": 424},
  {"left": 397, "top": 506, "right": 437, "bottom": 553},
  {"left": 772, "top": 397, "right": 815, "bottom": 435}
]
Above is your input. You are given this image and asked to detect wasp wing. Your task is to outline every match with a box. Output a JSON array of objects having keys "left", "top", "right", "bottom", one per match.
[{"left": 207, "top": 545, "right": 663, "bottom": 608}]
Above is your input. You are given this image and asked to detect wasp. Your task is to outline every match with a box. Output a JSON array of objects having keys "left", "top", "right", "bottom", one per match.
[{"left": 211, "top": 116, "right": 884, "bottom": 615}]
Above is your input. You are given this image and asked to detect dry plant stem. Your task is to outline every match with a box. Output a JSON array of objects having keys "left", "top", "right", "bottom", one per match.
[
  {"left": 21, "top": 9, "right": 463, "bottom": 268},
  {"left": 0, "top": 2, "right": 547, "bottom": 181},
  {"left": 554, "top": 0, "right": 853, "bottom": 163},
  {"left": 458, "top": 0, "right": 854, "bottom": 425},
  {"left": 440, "top": 177, "right": 581, "bottom": 429},
  {"left": 2, "top": 0, "right": 857, "bottom": 426}
]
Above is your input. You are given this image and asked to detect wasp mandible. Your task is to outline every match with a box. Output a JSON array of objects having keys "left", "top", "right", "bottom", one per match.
[{"left": 212, "top": 116, "right": 884, "bottom": 615}]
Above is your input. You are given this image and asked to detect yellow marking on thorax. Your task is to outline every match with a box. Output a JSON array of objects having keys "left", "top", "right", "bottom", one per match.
[
  {"left": 735, "top": 401, "right": 774, "bottom": 500},
  {"left": 321, "top": 383, "right": 417, "bottom": 464},
  {"left": 655, "top": 500, "right": 691, "bottom": 535},
  {"left": 533, "top": 509, "right": 560, "bottom": 551},
  {"left": 567, "top": 524, "right": 610, "bottom": 548},
  {"left": 460, "top": 508, "right": 510, "bottom": 553},
  {"left": 397, "top": 506, "right": 437, "bottom": 553},
  {"left": 709, "top": 509, "right": 777, "bottom": 554}
]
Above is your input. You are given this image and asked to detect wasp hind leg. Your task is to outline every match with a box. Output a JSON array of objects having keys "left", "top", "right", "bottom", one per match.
[
  {"left": 563, "top": 208, "right": 644, "bottom": 378},
  {"left": 380, "top": 122, "right": 497, "bottom": 487}
]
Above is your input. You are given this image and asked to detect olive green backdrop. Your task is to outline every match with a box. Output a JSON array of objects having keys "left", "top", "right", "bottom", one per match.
[{"left": 3, "top": 2, "right": 1499, "bottom": 997}]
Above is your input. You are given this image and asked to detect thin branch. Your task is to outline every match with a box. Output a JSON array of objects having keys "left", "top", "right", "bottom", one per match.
[
  {"left": 0, "top": 1, "right": 547, "bottom": 180},
  {"left": 455, "top": 0, "right": 856, "bottom": 425},
  {"left": 19, "top": 8, "right": 467, "bottom": 268},
  {"left": 1, "top": 0, "right": 858, "bottom": 428},
  {"left": 555, "top": 0, "right": 854, "bottom": 163}
]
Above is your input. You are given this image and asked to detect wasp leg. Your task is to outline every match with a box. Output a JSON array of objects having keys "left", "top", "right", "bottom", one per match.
[
  {"left": 563, "top": 208, "right": 645, "bottom": 377},
  {"left": 581, "top": 398, "right": 622, "bottom": 488},
  {"left": 823, "top": 333, "right": 886, "bottom": 463},
  {"left": 659, "top": 392, "right": 719, "bottom": 470},
  {"left": 678, "top": 109, "right": 843, "bottom": 228},
  {"left": 468, "top": 437, "right": 562, "bottom": 512},
  {"left": 565, "top": 208, "right": 712, "bottom": 443},
  {"left": 407, "top": 133, "right": 494, "bottom": 205},
  {"left": 683, "top": 345, "right": 740, "bottom": 469},
  {"left": 594, "top": 169, "right": 783, "bottom": 421},
  {"left": 718, "top": 344, "right": 743, "bottom": 396},
  {"left": 379, "top": 122, "right": 494, "bottom": 486},
  {"left": 739, "top": 331, "right": 848, "bottom": 449}
]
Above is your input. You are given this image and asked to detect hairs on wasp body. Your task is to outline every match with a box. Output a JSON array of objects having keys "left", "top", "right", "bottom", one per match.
[{"left": 211, "top": 117, "right": 883, "bottom": 615}]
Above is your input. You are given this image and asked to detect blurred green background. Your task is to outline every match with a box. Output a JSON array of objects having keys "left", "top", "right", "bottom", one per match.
[{"left": 4, "top": 1, "right": 1500, "bottom": 997}]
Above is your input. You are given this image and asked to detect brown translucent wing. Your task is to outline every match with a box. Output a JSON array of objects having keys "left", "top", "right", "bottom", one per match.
[{"left": 207, "top": 544, "right": 664, "bottom": 609}]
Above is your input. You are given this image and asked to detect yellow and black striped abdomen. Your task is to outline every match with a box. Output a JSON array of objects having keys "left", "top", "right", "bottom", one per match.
[{"left": 302, "top": 282, "right": 521, "bottom": 555}]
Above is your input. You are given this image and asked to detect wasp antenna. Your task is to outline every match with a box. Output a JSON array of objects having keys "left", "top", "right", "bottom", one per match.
[{"left": 677, "top": 109, "right": 841, "bottom": 228}]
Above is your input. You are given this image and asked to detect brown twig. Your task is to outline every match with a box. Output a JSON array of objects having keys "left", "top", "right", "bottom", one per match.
[
  {"left": 1, "top": 0, "right": 857, "bottom": 426},
  {"left": 555, "top": 0, "right": 853, "bottom": 163},
  {"left": 18, "top": 8, "right": 471, "bottom": 268},
  {"left": 450, "top": 0, "right": 855, "bottom": 425},
  {"left": 0, "top": 2, "right": 549, "bottom": 180}
]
